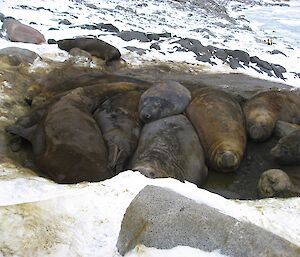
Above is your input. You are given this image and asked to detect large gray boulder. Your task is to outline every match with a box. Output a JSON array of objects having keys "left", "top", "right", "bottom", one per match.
[
  {"left": 117, "top": 185, "right": 300, "bottom": 256},
  {"left": 0, "top": 47, "right": 41, "bottom": 65}
]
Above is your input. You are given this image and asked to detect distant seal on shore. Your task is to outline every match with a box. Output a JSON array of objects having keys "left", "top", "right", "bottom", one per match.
[
  {"left": 271, "top": 129, "right": 300, "bottom": 165},
  {"left": 186, "top": 87, "right": 246, "bottom": 172},
  {"left": 139, "top": 80, "right": 191, "bottom": 123},
  {"left": 94, "top": 90, "right": 143, "bottom": 173},
  {"left": 57, "top": 37, "right": 121, "bottom": 63},
  {"left": 2, "top": 17, "right": 45, "bottom": 44},
  {"left": 129, "top": 114, "right": 208, "bottom": 185},
  {"left": 243, "top": 90, "right": 300, "bottom": 142}
]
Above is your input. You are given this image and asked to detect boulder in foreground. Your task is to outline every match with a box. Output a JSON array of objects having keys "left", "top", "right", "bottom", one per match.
[{"left": 117, "top": 185, "right": 300, "bottom": 256}]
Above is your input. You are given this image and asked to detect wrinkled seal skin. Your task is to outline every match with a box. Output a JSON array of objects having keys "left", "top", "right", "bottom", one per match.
[
  {"left": 186, "top": 87, "right": 246, "bottom": 173},
  {"left": 243, "top": 90, "right": 300, "bottom": 142},
  {"left": 139, "top": 80, "right": 191, "bottom": 123},
  {"left": 2, "top": 18, "right": 45, "bottom": 44},
  {"left": 57, "top": 37, "right": 121, "bottom": 63},
  {"left": 6, "top": 82, "right": 146, "bottom": 183},
  {"left": 271, "top": 129, "right": 300, "bottom": 165},
  {"left": 94, "top": 90, "right": 143, "bottom": 174},
  {"left": 129, "top": 114, "right": 208, "bottom": 185}
]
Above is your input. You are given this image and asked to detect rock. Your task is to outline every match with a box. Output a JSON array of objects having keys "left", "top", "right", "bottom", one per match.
[
  {"left": 229, "top": 57, "right": 243, "bottom": 69},
  {"left": 225, "top": 49, "right": 250, "bottom": 66},
  {"left": 97, "top": 23, "right": 119, "bottom": 33},
  {"left": 0, "top": 12, "right": 5, "bottom": 22},
  {"left": 274, "top": 120, "right": 300, "bottom": 139},
  {"left": 59, "top": 19, "right": 71, "bottom": 25},
  {"left": 48, "top": 27, "right": 59, "bottom": 31},
  {"left": 85, "top": 3, "right": 98, "bottom": 9},
  {"left": 117, "top": 185, "right": 300, "bottom": 256},
  {"left": 150, "top": 43, "right": 160, "bottom": 50},
  {"left": 0, "top": 47, "right": 41, "bottom": 65},
  {"left": 250, "top": 56, "right": 272, "bottom": 70},
  {"left": 2, "top": 18, "right": 46, "bottom": 44},
  {"left": 196, "top": 53, "right": 213, "bottom": 64},
  {"left": 118, "top": 31, "right": 150, "bottom": 42},
  {"left": 125, "top": 46, "right": 147, "bottom": 55},
  {"left": 47, "top": 38, "right": 57, "bottom": 44},
  {"left": 215, "top": 49, "right": 228, "bottom": 61},
  {"left": 269, "top": 50, "right": 287, "bottom": 57}
]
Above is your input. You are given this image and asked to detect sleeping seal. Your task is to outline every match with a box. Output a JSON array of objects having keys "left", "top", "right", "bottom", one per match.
[
  {"left": 129, "top": 114, "right": 208, "bottom": 185},
  {"left": 186, "top": 87, "right": 246, "bottom": 172},
  {"left": 139, "top": 80, "right": 191, "bottom": 123},
  {"left": 243, "top": 90, "right": 300, "bottom": 142},
  {"left": 94, "top": 90, "right": 142, "bottom": 173}
]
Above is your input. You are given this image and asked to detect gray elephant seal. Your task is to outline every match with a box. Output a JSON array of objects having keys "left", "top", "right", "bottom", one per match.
[
  {"left": 243, "top": 90, "right": 300, "bottom": 142},
  {"left": 271, "top": 129, "right": 300, "bottom": 165},
  {"left": 186, "top": 87, "right": 246, "bottom": 173},
  {"left": 258, "top": 169, "right": 300, "bottom": 198},
  {"left": 57, "top": 37, "right": 121, "bottom": 63},
  {"left": 94, "top": 90, "right": 142, "bottom": 174},
  {"left": 129, "top": 114, "right": 208, "bottom": 185},
  {"left": 139, "top": 80, "right": 191, "bottom": 123}
]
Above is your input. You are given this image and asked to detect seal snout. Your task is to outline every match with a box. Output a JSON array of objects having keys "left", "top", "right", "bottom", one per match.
[{"left": 216, "top": 151, "right": 239, "bottom": 172}]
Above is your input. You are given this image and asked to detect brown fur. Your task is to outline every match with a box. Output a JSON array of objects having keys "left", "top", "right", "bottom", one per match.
[{"left": 186, "top": 87, "right": 246, "bottom": 172}]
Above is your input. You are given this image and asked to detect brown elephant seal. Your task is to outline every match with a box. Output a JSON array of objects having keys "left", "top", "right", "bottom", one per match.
[
  {"left": 129, "top": 114, "right": 208, "bottom": 185},
  {"left": 139, "top": 80, "right": 191, "bottom": 123},
  {"left": 2, "top": 17, "right": 45, "bottom": 44},
  {"left": 186, "top": 87, "right": 246, "bottom": 172},
  {"left": 271, "top": 129, "right": 300, "bottom": 165},
  {"left": 57, "top": 37, "right": 121, "bottom": 63},
  {"left": 6, "top": 87, "right": 111, "bottom": 183},
  {"left": 93, "top": 90, "right": 142, "bottom": 174},
  {"left": 258, "top": 169, "right": 300, "bottom": 198},
  {"left": 243, "top": 90, "right": 300, "bottom": 142}
]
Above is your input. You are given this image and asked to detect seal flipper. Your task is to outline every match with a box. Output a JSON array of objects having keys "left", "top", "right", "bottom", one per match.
[
  {"left": 108, "top": 144, "right": 124, "bottom": 174},
  {"left": 5, "top": 124, "right": 36, "bottom": 143}
]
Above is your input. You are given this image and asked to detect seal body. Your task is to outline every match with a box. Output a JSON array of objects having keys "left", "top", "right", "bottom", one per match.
[
  {"left": 139, "top": 80, "right": 191, "bottom": 123},
  {"left": 243, "top": 90, "right": 300, "bottom": 142},
  {"left": 271, "top": 129, "right": 300, "bottom": 165},
  {"left": 129, "top": 114, "right": 208, "bottom": 185},
  {"left": 94, "top": 90, "right": 142, "bottom": 173},
  {"left": 186, "top": 87, "right": 246, "bottom": 172},
  {"left": 2, "top": 18, "right": 45, "bottom": 44},
  {"left": 57, "top": 37, "right": 121, "bottom": 63}
]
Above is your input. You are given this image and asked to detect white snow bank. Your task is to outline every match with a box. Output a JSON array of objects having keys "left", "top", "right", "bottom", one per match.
[{"left": 0, "top": 165, "right": 299, "bottom": 257}]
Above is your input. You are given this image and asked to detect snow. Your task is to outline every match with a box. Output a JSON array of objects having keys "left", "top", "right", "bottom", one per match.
[{"left": 0, "top": 0, "right": 300, "bottom": 256}]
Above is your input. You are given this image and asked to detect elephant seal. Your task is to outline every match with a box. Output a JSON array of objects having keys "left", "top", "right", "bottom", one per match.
[
  {"left": 139, "top": 80, "right": 191, "bottom": 123},
  {"left": 274, "top": 120, "right": 300, "bottom": 139},
  {"left": 129, "top": 114, "right": 208, "bottom": 185},
  {"left": 243, "top": 90, "right": 300, "bottom": 142},
  {"left": 94, "top": 90, "right": 142, "bottom": 174},
  {"left": 271, "top": 129, "right": 300, "bottom": 165},
  {"left": 6, "top": 87, "right": 109, "bottom": 183},
  {"left": 57, "top": 37, "right": 121, "bottom": 63},
  {"left": 186, "top": 87, "right": 246, "bottom": 172},
  {"left": 258, "top": 169, "right": 300, "bottom": 198},
  {"left": 2, "top": 17, "right": 45, "bottom": 44}
]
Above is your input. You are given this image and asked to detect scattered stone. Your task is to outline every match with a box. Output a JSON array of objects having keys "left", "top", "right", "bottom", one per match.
[
  {"left": 47, "top": 38, "right": 57, "bottom": 44},
  {"left": 97, "top": 23, "right": 119, "bottom": 33},
  {"left": 59, "top": 19, "right": 71, "bottom": 25},
  {"left": 150, "top": 43, "right": 160, "bottom": 50},
  {"left": 118, "top": 31, "right": 150, "bottom": 42},
  {"left": 2, "top": 17, "right": 46, "bottom": 44},
  {"left": 125, "top": 46, "right": 147, "bottom": 55},
  {"left": 269, "top": 49, "right": 287, "bottom": 56},
  {"left": 85, "top": 3, "right": 98, "bottom": 9},
  {"left": 29, "top": 21, "right": 37, "bottom": 25},
  {"left": 147, "top": 33, "right": 160, "bottom": 41},
  {"left": 215, "top": 49, "right": 228, "bottom": 61},
  {"left": 0, "top": 12, "right": 5, "bottom": 22},
  {"left": 229, "top": 57, "right": 243, "bottom": 69},
  {"left": 250, "top": 56, "right": 272, "bottom": 70},
  {"left": 48, "top": 27, "right": 59, "bottom": 31},
  {"left": 226, "top": 49, "right": 250, "bottom": 66},
  {"left": 0, "top": 47, "right": 41, "bottom": 65},
  {"left": 196, "top": 54, "right": 212, "bottom": 64},
  {"left": 117, "top": 185, "right": 300, "bottom": 256}
]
